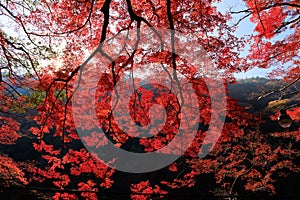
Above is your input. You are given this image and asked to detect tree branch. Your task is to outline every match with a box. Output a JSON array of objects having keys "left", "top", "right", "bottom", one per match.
[{"left": 258, "top": 76, "right": 300, "bottom": 100}]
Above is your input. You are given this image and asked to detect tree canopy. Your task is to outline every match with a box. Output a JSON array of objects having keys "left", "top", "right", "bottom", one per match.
[{"left": 0, "top": 0, "right": 299, "bottom": 199}]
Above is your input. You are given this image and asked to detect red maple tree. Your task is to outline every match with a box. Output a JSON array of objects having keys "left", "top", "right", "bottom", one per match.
[{"left": 0, "top": 0, "right": 299, "bottom": 199}]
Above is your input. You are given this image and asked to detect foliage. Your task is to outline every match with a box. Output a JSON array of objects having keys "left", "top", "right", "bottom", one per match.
[
  {"left": 0, "top": 0, "right": 299, "bottom": 199},
  {"left": 0, "top": 154, "right": 28, "bottom": 188}
]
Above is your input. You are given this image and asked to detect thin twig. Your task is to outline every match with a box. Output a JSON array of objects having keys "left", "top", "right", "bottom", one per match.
[{"left": 258, "top": 76, "right": 300, "bottom": 100}]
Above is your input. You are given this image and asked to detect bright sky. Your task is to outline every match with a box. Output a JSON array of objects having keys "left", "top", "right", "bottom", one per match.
[{"left": 215, "top": 0, "right": 286, "bottom": 79}]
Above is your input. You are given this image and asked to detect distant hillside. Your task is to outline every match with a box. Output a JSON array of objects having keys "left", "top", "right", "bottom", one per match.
[{"left": 229, "top": 77, "right": 300, "bottom": 113}]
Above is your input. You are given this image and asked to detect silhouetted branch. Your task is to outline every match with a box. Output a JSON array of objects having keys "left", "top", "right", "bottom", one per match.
[{"left": 258, "top": 76, "right": 300, "bottom": 100}]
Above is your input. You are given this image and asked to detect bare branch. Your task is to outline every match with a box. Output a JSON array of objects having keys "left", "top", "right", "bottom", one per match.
[
  {"left": 254, "top": 0, "right": 266, "bottom": 33},
  {"left": 258, "top": 76, "right": 300, "bottom": 100}
]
